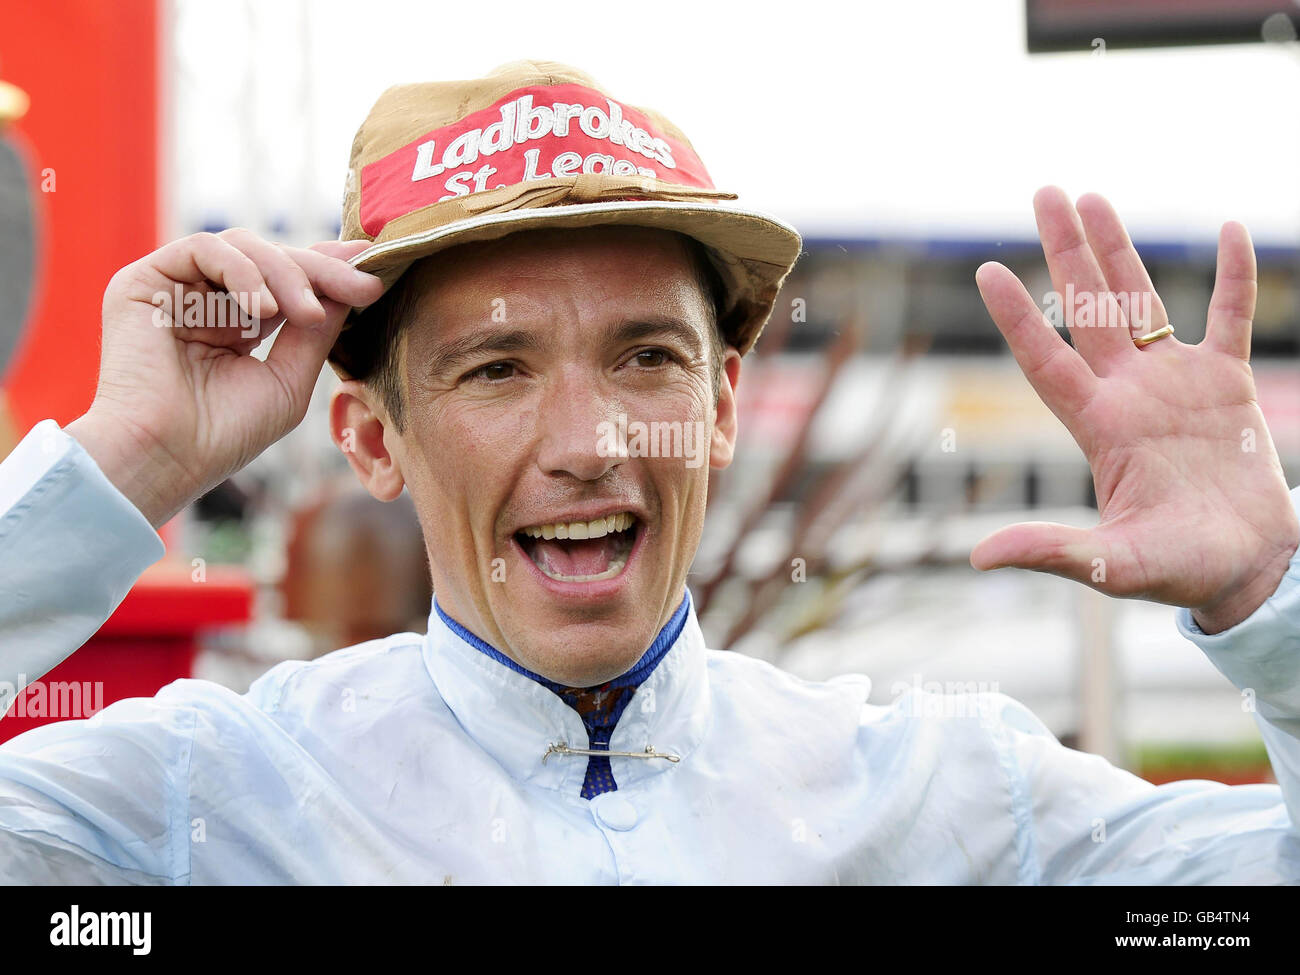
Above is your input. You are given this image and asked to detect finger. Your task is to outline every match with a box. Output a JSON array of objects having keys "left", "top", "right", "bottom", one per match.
[
  {"left": 1075, "top": 192, "right": 1169, "bottom": 337},
  {"left": 970, "top": 521, "right": 1101, "bottom": 586},
  {"left": 218, "top": 227, "right": 327, "bottom": 330},
  {"left": 262, "top": 297, "right": 350, "bottom": 421},
  {"left": 165, "top": 280, "right": 283, "bottom": 350},
  {"left": 975, "top": 261, "right": 1097, "bottom": 423},
  {"left": 146, "top": 233, "right": 279, "bottom": 322},
  {"left": 277, "top": 242, "right": 385, "bottom": 308},
  {"left": 1033, "top": 185, "right": 1133, "bottom": 370},
  {"left": 1204, "top": 220, "right": 1257, "bottom": 361}
]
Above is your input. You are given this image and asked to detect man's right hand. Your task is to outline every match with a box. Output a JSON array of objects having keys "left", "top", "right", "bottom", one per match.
[{"left": 65, "top": 230, "right": 385, "bottom": 527}]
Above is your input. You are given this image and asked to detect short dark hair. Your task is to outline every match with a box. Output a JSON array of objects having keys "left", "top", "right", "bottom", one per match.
[{"left": 332, "top": 231, "right": 729, "bottom": 433}]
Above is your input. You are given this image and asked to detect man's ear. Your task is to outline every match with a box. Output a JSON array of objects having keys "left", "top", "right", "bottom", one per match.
[
  {"left": 709, "top": 348, "right": 742, "bottom": 470},
  {"left": 330, "top": 381, "right": 406, "bottom": 502}
]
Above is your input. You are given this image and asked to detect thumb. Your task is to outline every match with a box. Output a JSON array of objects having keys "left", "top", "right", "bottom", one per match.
[
  {"left": 970, "top": 521, "right": 1103, "bottom": 585},
  {"left": 263, "top": 298, "right": 348, "bottom": 421}
]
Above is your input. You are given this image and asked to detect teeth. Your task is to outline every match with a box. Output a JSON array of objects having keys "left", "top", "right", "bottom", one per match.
[
  {"left": 535, "top": 553, "right": 629, "bottom": 583},
  {"left": 520, "top": 512, "right": 636, "bottom": 540}
]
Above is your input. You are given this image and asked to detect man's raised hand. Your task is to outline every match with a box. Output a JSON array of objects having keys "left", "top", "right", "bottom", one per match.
[
  {"left": 971, "top": 187, "right": 1298, "bottom": 634},
  {"left": 66, "top": 229, "right": 384, "bottom": 528}
]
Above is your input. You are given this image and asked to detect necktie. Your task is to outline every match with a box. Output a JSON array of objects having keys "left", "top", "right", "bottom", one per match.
[{"left": 553, "top": 682, "right": 640, "bottom": 799}]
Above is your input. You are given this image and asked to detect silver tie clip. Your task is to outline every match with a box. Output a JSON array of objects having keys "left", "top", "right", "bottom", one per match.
[{"left": 542, "top": 741, "right": 680, "bottom": 764}]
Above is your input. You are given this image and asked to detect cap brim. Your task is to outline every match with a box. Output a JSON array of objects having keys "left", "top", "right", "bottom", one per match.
[{"left": 339, "top": 199, "right": 803, "bottom": 360}]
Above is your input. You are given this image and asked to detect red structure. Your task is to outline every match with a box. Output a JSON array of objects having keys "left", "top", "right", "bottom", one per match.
[
  {"left": 0, "top": 0, "right": 161, "bottom": 432},
  {"left": 0, "top": 1, "right": 254, "bottom": 741}
]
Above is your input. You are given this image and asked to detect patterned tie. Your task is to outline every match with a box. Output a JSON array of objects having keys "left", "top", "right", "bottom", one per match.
[{"left": 553, "top": 682, "right": 641, "bottom": 799}]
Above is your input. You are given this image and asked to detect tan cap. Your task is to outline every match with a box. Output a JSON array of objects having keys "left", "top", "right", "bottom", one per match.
[{"left": 332, "top": 59, "right": 802, "bottom": 374}]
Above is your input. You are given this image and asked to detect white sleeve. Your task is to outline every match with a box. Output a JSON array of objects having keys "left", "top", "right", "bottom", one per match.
[
  {"left": 1174, "top": 485, "right": 1300, "bottom": 833},
  {"left": 0, "top": 693, "right": 196, "bottom": 884},
  {"left": 0, "top": 419, "right": 165, "bottom": 691},
  {"left": 984, "top": 694, "right": 1297, "bottom": 884}
]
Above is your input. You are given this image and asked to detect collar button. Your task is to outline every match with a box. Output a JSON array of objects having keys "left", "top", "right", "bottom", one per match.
[{"left": 592, "top": 793, "right": 638, "bottom": 831}]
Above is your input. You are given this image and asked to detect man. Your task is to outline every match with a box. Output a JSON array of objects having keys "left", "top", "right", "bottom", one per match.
[{"left": 0, "top": 60, "right": 1298, "bottom": 883}]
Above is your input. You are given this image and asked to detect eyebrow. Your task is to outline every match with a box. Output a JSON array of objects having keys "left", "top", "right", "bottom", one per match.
[
  {"left": 419, "top": 328, "right": 544, "bottom": 380},
  {"left": 600, "top": 315, "right": 708, "bottom": 356},
  {"left": 416, "top": 314, "right": 709, "bottom": 380}
]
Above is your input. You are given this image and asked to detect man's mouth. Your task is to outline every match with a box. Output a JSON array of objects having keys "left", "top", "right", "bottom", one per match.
[{"left": 514, "top": 512, "right": 640, "bottom": 583}]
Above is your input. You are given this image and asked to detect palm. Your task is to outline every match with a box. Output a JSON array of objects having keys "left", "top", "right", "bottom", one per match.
[{"left": 972, "top": 188, "right": 1298, "bottom": 630}]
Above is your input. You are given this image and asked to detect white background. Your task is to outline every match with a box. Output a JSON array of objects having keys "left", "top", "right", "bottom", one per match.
[{"left": 168, "top": 0, "right": 1300, "bottom": 247}]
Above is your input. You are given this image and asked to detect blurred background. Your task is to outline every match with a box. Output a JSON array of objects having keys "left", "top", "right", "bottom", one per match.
[{"left": 1, "top": 0, "right": 1297, "bottom": 784}]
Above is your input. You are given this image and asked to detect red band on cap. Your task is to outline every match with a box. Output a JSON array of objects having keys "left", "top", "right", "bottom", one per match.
[{"left": 359, "top": 83, "right": 715, "bottom": 238}]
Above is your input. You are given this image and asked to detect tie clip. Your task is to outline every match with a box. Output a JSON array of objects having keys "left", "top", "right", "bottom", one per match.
[{"left": 542, "top": 741, "right": 680, "bottom": 764}]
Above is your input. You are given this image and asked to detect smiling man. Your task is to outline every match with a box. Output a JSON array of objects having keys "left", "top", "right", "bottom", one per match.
[{"left": 1, "top": 60, "right": 1300, "bottom": 884}]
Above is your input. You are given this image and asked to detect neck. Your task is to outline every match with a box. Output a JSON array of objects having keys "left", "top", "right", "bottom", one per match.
[{"left": 432, "top": 591, "right": 692, "bottom": 690}]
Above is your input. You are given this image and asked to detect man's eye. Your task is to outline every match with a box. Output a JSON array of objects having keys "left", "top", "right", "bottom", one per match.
[
  {"left": 633, "top": 349, "right": 671, "bottom": 368},
  {"left": 469, "top": 362, "right": 516, "bottom": 382}
]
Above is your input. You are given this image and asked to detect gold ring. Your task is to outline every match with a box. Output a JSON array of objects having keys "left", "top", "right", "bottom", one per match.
[{"left": 1134, "top": 323, "right": 1175, "bottom": 347}]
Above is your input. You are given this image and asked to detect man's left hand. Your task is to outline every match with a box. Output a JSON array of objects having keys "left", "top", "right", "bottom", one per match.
[{"left": 971, "top": 186, "right": 1298, "bottom": 635}]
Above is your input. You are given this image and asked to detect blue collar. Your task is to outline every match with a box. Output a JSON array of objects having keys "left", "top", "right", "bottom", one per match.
[{"left": 432, "top": 591, "right": 692, "bottom": 697}]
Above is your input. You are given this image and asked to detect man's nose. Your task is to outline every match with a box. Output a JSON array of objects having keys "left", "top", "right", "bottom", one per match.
[{"left": 534, "top": 372, "right": 623, "bottom": 482}]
